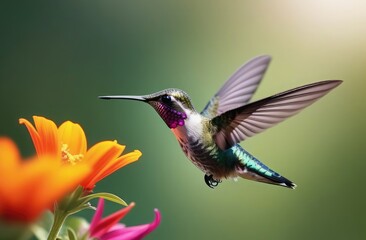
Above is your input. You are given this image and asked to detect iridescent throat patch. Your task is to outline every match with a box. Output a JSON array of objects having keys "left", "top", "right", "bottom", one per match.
[{"left": 153, "top": 102, "right": 187, "bottom": 129}]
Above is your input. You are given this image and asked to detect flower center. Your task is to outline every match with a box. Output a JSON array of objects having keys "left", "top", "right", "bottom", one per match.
[{"left": 61, "top": 144, "right": 84, "bottom": 165}]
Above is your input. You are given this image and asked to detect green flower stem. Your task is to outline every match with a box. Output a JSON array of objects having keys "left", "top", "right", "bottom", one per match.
[
  {"left": 47, "top": 208, "right": 68, "bottom": 240},
  {"left": 46, "top": 186, "right": 127, "bottom": 239},
  {"left": 47, "top": 187, "right": 83, "bottom": 240}
]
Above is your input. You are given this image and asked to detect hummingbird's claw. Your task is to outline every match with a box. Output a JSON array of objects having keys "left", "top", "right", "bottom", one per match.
[{"left": 204, "top": 174, "right": 221, "bottom": 188}]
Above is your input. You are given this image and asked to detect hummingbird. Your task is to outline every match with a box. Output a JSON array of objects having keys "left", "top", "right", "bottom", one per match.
[{"left": 100, "top": 56, "right": 342, "bottom": 189}]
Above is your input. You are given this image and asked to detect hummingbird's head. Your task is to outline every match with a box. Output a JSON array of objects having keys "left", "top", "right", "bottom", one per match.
[{"left": 99, "top": 88, "right": 196, "bottom": 129}]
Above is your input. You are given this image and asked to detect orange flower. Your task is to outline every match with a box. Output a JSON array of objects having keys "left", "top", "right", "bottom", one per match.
[
  {"left": 0, "top": 137, "right": 90, "bottom": 222},
  {"left": 19, "top": 116, "right": 142, "bottom": 191}
]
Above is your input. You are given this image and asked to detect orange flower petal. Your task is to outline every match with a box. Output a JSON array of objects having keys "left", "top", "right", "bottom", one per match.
[
  {"left": 0, "top": 138, "right": 20, "bottom": 216},
  {"left": 58, "top": 121, "right": 87, "bottom": 155},
  {"left": 19, "top": 116, "right": 60, "bottom": 158},
  {"left": 90, "top": 150, "right": 142, "bottom": 185},
  {"left": 33, "top": 116, "right": 59, "bottom": 157},
  {"left": 84, "top": 141, "right": 125, "bottom": 166},
  {"left": 0, "top": 139, "right": 21, "bottom": 198},
  {"left": 0, "top": 138, "right": 20, "bottom": 169},
  {"left": 19, "top": 118, "right": 42, "bottom": 156},
  {"left": 33, "top": 161, "right": 90, "bottom": 217},
  {"left": 19, "top": 115, "right": 142, "bottom": 192},
  {"left": 81, "top": 141, "right": 125, "bottom": 190},
  {"left": 0, "top": 154, "right": 91, "bottom": 222},
  {"left": 0, "top": 136, "right": 92, "bottom": 222},
  {"left": 4, "top": 158, "right": 60, "bottom": 220}
]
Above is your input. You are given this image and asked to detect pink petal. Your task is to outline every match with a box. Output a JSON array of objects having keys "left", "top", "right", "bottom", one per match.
[
  {"left": 91, "top": 201, "right": 135, "bottom": 238},
  {"left": 89, "top": 198, "right": 105, "bottom": 236},
  {"left": 100, "top": 209, "right": 161, "bottom": 240}
]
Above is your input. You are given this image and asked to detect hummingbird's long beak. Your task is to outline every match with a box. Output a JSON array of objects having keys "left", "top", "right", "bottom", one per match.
[{"left": 98, "top": 95, "right": 147, "bottom": 102}]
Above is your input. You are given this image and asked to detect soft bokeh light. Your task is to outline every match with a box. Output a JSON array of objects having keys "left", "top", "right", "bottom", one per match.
[{"left": 0, "top": 1, "right": 365, "bottom": 239}]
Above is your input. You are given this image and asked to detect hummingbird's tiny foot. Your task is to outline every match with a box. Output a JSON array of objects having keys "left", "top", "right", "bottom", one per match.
[{"left": 204, "top": 174, "right": 221, "bottom": 188}]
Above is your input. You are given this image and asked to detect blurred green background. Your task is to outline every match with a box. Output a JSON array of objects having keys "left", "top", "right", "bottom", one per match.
[{"left": 1, "top": 1, "right": 365, "bottom": 239}]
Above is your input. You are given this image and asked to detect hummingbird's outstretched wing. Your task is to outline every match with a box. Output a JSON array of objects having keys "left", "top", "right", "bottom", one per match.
[
  {"left": 211, "top": 80, "right": 342, "bottom": 150},
  {"left": 201, "top": 55, "right": 271, "bottom": 119}
]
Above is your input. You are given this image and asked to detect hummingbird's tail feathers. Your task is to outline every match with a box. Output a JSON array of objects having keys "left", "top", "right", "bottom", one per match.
[
  {"left": 237, "top": 164, "right": 296, "bottom": 189},
  {"left": 234, "top": 146, "right": 296, "bottom": 189},
  {"left": 264, "top": 174, "right": 296, "bottom": 189}
]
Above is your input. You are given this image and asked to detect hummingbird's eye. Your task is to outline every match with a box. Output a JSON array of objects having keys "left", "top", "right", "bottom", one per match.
[{"left": 161, "top": 95, "right": 172, "bottom": 104}]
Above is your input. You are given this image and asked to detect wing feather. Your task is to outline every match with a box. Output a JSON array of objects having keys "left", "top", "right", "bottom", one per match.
[
  {"left": 201, "top": 55, "right": 271, "bottom": 118},
  {"left": 211, "top": 80, "right": 342, "bottom": 150}
]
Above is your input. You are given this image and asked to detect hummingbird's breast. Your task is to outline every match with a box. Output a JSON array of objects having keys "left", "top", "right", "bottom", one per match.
[{"left": 171, "top": 113, "right": 235, "bottom": 178}]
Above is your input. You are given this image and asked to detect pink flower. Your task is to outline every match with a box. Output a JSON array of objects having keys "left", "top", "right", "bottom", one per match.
[{"left": 88, "top": 199, "right": 161, "bottom": 240}]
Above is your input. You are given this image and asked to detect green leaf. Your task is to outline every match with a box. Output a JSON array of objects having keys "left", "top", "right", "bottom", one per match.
[
  {"left": 80, "top": 192, "right": 127, "bottom": 206},
  {"left": 55, "top": 216, "right": 89, "bottom": 240},
  {"left": 67, "top": 203, "right": 95, "bottom": 216},
  {"left": 64, "top": 216, "right": 89, "bottom": 236},
  {"left": 67, "top": 228, "right": 77, "bottom": 240}
]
